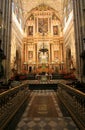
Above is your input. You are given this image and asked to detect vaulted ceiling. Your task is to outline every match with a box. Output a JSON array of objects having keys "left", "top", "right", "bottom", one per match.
[{"left": 21, "top": 0, "right": 63, "bottom": 20}]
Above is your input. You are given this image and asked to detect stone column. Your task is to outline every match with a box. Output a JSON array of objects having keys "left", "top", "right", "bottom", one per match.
[
  {"left": 73, "top": 0, "right": 85, "bottom": 82},
  {"left": 2, "top": 0, "right": 12, "bottom": 81}
]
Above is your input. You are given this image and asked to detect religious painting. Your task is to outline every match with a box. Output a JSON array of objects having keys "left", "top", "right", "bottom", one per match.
[
  {"left": 54, "top": 51, "right": 57, "bottom": 58},
  {"left": 28, "top": 51, "right": 33, "bottom": 59},
  {"left": 38, "top": 18, "right": 48, "bottom": 33},
  {"left": 54, "top": 51, "right": 59, "bottom": 63},
  {"left": 28, "top": 26, "right": 33, "bottom": 35},
  {"left": 53, "top": 26, "right": 58, "bottom": 35}
]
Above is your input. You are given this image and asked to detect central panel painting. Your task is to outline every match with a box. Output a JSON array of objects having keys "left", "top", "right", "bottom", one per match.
[{"left": 38, "top": 18, "right": 48, "bottom": 33}]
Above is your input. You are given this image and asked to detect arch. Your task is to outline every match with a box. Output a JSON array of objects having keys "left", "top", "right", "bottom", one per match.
[{"left": 24, "top": 4, "right": 62, "bottom": 28}]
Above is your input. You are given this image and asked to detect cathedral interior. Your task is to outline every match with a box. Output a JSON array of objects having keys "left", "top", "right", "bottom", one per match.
[{"left": 0, "top": 0, "right": 85, "bottom": 130}]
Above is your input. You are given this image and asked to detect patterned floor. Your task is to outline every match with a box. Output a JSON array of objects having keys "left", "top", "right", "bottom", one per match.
[{"left": 15, "top": 90, "right": 79, "bottom": 130}]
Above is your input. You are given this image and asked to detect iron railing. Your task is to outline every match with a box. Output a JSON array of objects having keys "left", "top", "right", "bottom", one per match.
[
  {"left": 57, "top": 83, "right": 85, "bottom": 130},
  {"left": 0, "top": 81, "right": 30, "bottom": 130}
]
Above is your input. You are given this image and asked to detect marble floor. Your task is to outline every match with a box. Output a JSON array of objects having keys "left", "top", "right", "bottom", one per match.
[{"left": 14, "top": 90, "right": 79, "bottom": 130}]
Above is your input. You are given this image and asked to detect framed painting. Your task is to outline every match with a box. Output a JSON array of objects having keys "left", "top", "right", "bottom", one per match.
[
  {"left": 28, "top": 51, "right": 33, "bottom": 59},
  {"left": 53, "top": 26, "right": 58, "bottom": 35},
  {"left": 28, "top": 26, "right": 33, "bottom": 35},
  {"left": 38, "top": 18, "right": 48, "bottom": 33}
]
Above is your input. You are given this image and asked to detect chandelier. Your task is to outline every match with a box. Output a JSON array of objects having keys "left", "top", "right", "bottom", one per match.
[
  {"left": 39, "top": 33, "right": 48, "bottom": 54},
  {"left": 39, "top": 46, "right": 48, "bottom": 54}
]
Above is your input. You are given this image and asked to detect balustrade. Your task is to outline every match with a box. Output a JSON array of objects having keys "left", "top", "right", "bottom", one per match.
[
  {"left": 57, "top": 83, "right": 85, "bottom": 130},
  {"left": 0, "top": 81, "right": 30, "bottom": 129}
]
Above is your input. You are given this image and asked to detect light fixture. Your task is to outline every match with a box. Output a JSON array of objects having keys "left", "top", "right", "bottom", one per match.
[{"left": 39, "top": 33, "right": 48, "bottom": 54}]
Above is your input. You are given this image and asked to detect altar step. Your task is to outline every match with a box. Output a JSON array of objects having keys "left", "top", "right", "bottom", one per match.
[{"left": 29, "top": 83, "right": 58, "bottom": 90}]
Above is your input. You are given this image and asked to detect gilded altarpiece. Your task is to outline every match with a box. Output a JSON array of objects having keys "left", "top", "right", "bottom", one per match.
[{"left": 23, "top": 4, "right": 64, "bottom": 73}]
